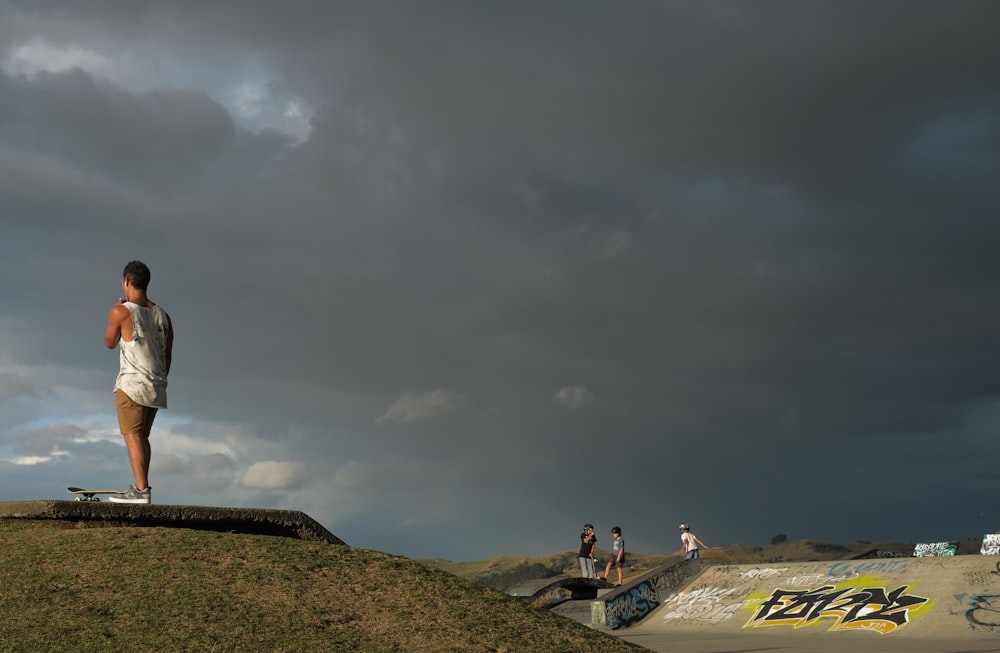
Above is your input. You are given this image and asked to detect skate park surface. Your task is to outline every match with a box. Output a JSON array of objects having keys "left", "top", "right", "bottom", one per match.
[{"left": 553, "top": 555, "right": 1000, "bottom": 652}]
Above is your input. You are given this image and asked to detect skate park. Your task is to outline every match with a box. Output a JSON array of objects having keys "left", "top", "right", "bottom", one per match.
[{"left": 547, "top": 535, "right": 1000, "bottom": 652}]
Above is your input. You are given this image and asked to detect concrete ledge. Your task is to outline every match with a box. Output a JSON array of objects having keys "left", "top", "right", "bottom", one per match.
[
  {"left": 0, "top": 501, "right": 347, "bottom": 546},
  {"left": 509, "top": 575, "right": 615, "bottom": 601}
]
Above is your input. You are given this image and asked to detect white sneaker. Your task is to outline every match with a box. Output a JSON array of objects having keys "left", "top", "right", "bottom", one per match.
[{"left": 108, "top": 485, "right": 151, "bottom": 504}]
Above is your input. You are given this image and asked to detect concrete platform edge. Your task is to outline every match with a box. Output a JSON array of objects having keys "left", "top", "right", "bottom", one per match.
[{"left": 0, "top": 500, "right": 347, "bottom": 546}]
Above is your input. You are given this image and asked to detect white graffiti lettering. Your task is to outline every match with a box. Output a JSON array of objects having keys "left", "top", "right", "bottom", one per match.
[
  {"left": 741, "top": 567, "right": 789, "bottom": 580},
  {"left": 784, "top": 574, "right": 841, "bottom": 587},
  {"left": 827, "top": 560, "right": 908, "bottom": 577},
  {"left": 913, "top": 541, "right": 957, "bottom": 557},
  {"left": 981, "top": 535, "right": 1000, "bottom": 556},
  {"left": 661, "top": 586, "right": 741, "bottom": 623}
]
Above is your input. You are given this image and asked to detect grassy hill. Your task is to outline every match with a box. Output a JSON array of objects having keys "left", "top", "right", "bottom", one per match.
[
  {"left": 0, "top": 520, "right": 645, "bottom": 653},
  {"left": 4, "top": 514, "right": 981, "bottom": 652}
]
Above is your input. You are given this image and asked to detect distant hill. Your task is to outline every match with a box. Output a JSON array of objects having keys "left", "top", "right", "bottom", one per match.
[{"left": 422, "top": 537, "right": 982, "bottom": 592}]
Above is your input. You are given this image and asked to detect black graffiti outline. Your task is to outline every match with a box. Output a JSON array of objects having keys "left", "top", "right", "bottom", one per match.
[
  {"left": 747, "top": 583, "right": 928, "bottom": 632},
  {"left": 966, "top": 594, "right": 1000, "bottom": 630}
]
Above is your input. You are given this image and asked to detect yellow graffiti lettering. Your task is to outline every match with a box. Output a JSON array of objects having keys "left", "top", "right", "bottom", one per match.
[{"left": 743, "top": 575, "right": 933, "bottom": 634}]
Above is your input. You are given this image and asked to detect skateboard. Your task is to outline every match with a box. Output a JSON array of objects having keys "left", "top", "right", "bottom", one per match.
[{"left": 67, "top": 487, "right": 126, "bottom": 502}]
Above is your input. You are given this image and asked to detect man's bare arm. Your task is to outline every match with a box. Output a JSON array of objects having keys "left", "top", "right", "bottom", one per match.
[{"left": 104, "top": 303, "right": 128, "bottom": 349}]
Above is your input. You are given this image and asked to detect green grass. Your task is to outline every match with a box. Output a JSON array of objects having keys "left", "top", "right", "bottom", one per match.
[{"left": 0, "top": 522, "right": 647, "bottom": 653}]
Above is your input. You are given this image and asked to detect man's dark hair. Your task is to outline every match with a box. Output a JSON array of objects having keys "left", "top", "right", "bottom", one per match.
[{"left": 123, "top": 260, "right": 151, "bottom": 290}]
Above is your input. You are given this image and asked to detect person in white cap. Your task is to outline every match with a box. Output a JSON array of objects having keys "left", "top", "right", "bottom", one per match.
[{"left": 679, "top": 523, "right": 709, "bottom": 559}]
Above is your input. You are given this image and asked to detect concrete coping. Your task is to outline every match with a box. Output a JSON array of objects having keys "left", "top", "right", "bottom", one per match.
[
  {"left": 0, "top": 500, "right": 347, "bottom": 546},
  {"left": 509, "top": 575, "right": 616, "bottom": 601}
]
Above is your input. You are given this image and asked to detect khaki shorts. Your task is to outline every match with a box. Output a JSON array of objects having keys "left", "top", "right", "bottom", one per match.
[{"left": 115, "top": 389, "right": 158, "bottom": 436}]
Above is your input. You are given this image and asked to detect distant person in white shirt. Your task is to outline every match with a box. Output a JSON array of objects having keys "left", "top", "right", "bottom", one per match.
[{"left": 679, "top": 523, "right": 709, "bottom": 559}]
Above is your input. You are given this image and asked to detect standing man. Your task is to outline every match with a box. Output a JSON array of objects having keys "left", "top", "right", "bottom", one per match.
[
  {"left": 601, "top": 526, "right": 626, "bottom": 586},
  {"left": 679, "top": 523, "right": 709, "bottom": 559},
  {"left": 578, "top": 524, "right": 597, "bottom": 578},
  {"left": 104, "top": 261, "right": 173, "bottom": 504}
]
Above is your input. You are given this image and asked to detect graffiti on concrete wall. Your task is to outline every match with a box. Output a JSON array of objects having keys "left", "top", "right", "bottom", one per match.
[
  {"left": 740, "top": 567, "right": 789, "bottom": 580},
  {"left": 744, "top": 576, "right": 932, "bottom": 634},
  {"left": 605, "top": 580, "right": 659, "bottom": 630},
  {"left": 827, "top": 559, "right": 909, "bottom": 577},
  {"left": 660, "top": 586, "right": 744, "bottom": 624},
  {"left": 657, "top": 565, "right": 846, "bottom": 627},
  {"left": 964, "top": 594, "right": 1000, "bottom": 632},
  {"left": 913, "top": 541, "right": 958, "bottom": 557},
  {"left": 961, "top": 561, "right": 1000, "bottom": 589},
  {"left": 649, "top": 558, "right": 712, "bottom": 603},
  {"left": 981, "top": 534, "right": 1000, "bottom": 556}
]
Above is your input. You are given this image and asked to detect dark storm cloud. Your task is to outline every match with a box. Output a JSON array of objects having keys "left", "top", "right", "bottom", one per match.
[
  {"left": 0, "top": 1, "right": 999, "bottom": 559},
  {"left": 0, "top": 68, "right": 234, "bottom": 191}
]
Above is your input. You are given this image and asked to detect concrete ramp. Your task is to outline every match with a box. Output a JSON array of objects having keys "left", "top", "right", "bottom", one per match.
[{"left": 628, "top": 556, "right": 1000, "bottom": 642}]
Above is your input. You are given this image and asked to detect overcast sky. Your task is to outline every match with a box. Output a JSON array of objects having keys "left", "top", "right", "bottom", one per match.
[{"left": 1, "top": 1, "right": 999, "bottom": 562}]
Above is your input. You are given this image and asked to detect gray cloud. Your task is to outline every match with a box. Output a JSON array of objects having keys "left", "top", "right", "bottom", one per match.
[{"left": 0, "top": 1, "right": 998, "bottom": 560}]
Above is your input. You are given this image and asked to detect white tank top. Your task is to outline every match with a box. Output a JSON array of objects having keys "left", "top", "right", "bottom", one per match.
[
  {"left": 683, "top": 532, "right": 698, "bottom": 551},
  {"left": 114, "top": 303, "right": 170, "bottom": 408}
]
